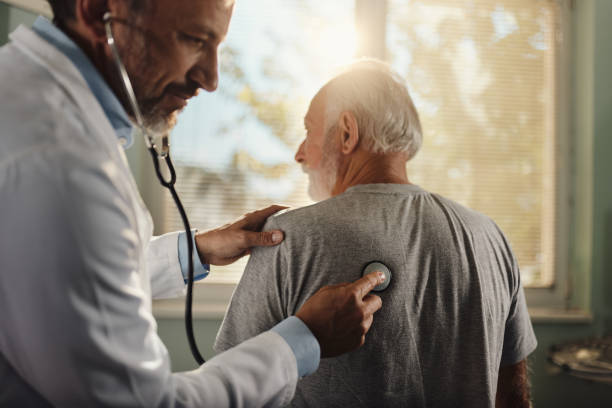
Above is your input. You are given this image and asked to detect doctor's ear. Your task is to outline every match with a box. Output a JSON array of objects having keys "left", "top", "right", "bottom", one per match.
[
  {"left": 338, "top": 111, "right": 359, "bottom": 155},
  {"left": 74, "top": 0, "right": 111, "bottom": 41}
]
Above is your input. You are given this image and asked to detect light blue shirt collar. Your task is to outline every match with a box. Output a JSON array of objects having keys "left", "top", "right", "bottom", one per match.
[{"left": 31, "top": 16, "right": 134, "bottom": 148}]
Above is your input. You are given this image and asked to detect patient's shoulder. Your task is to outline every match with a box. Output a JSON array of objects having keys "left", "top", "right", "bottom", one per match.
[{"left": 265, "top": 195, "right": 348, "bottom": 232}]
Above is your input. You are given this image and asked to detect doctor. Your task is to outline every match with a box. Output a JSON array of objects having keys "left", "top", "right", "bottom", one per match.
[{"left": 0, "top": 0, "right": 385, "bottom": 406}]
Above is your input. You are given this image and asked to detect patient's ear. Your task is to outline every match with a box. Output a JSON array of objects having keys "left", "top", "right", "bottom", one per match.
[{"left": 339, "top": 111, "right": 359, "bottom": 155}]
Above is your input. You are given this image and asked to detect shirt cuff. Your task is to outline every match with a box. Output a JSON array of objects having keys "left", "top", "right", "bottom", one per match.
[
  {"left": 270, "top": 316, "right": 320, "bottom": 378},
  {"left": 178, "top": 230, "right": 210, "bottom": 283}
]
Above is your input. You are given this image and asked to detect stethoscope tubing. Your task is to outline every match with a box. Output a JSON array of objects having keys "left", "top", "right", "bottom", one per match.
[{"left": 105, "top": 12, "right": 205, "bottom": 365}]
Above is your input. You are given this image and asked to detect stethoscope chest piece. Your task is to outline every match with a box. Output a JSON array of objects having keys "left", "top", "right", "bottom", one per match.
[{"left": 362, "top": 261, "right": 392, "bottom": 292}]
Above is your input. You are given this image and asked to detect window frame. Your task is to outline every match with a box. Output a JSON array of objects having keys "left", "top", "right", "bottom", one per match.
[
  {"left": 522, "top": 0, "right": 575, "bottom": 313},
  {"left": 131, "top": 0, "right": 590, "bottom": 322}
]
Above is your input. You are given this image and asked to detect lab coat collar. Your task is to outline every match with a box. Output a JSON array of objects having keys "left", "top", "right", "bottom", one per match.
[
  {"left": 31, "top": 16, "right": 134, "bottom": 148},
  {"left": 10, "top": 24, "right": 132, "bottom": 175}
]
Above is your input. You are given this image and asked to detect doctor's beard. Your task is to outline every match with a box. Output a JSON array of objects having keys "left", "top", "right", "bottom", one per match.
[
  {"left": 115, "top": 26, "right": 185, "bottom": 138},
  {"left": 139, "top": 95, "right": 180, "bottom": 137}
]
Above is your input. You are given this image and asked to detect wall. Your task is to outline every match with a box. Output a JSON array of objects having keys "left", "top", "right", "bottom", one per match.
[
  {"left": 518, "top": 1, "right": 612, "bottom": 406},
  {"left": 0, "top": 4, "right": 7, "bottom": 42},
  {"left": 1, "top": 1, "right": 610, "bottom": 406},
  {"left": 0, "top": 2, "right": 36, "bottom": 44}
]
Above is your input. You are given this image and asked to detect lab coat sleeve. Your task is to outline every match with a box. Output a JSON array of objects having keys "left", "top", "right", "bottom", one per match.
[
  {"left": 169, "top": 331, "right": 297, "bottom": 407},
  {"left": 147, "top": 231, "right": 189, "bottom": 299},
  {"left": 0, "top": 145, "right": 297, "bottom": 407},
  {"left": 147, "top": 231, "right": 210, "bottom": 299}
]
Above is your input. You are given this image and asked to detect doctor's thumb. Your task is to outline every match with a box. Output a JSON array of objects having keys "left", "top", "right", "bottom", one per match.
[{"left": 246, "top": 230, "right": 284, "bottom": 247}]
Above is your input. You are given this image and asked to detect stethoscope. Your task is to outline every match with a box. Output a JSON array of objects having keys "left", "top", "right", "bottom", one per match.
[
  {"left": 103, "top": 11, "right": 393, "bottom": 366},
  {"left": 362, "top": 262, "right": 392, "bottom": 292},
  {"left": 103, "top": 12, "right": 205, "bottom": 365}
]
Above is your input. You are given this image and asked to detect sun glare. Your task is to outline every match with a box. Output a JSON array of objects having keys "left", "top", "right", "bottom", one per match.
[{"left": 312, "top": 22, "right": 359, "bottom": 73}]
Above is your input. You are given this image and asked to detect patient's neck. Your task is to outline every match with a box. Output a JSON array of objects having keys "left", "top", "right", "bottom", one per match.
[{"left": 331, "top": 149, "right": 410, "bottom": 196}]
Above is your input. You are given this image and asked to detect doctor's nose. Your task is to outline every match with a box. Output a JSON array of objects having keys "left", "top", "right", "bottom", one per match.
[
  {"left": 190, "top": 50, "right": 219, "bottom": 92},
  {"left": 295, "top": 140, "right": 305, "bottom": 164}
]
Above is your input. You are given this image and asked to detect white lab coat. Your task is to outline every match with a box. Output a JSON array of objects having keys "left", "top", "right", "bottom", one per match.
[{"left": 0, "top": 25, "right": 297, "bottom": 407}]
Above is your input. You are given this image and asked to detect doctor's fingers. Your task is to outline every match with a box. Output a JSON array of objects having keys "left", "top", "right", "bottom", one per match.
[
  {"left": 236, "top": 205, "right": 289, "bottom": 229},
  {"left": 348, "top": 312, "right": 375, "bottom": 351},
  {"left": 317, "top": 271, "right": 384, "bottom": 296},
  {"left": 361, "top": 293, "right": 383, "bottom": 317},
  {"left": 349, "top": 271, "right": 386, "bottom": 299},
  {"left": 357, "top": 313, "right": 375, "bottom": 341},
  {"left": 241, "top": 229, "right": 285, "bottom": 248}
]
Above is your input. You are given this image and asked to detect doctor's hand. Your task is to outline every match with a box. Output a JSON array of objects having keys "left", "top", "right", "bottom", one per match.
[
  {"left": 296, "top": 271, "right": 385, "bottom": 358},
  {"left": 194, "top": 205, "right": 287, "bottom": 266}
]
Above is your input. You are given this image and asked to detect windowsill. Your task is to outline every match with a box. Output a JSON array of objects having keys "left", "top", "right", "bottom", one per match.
[
  {"left": 152, "top": 282, "right": 594, "bottom": 324},
  {"left": 153, "top": 281, "right": 235, "bottom": 319},
  {"left": 153, "top": 298, "right": 229, "bottom": 319},
  {"left": 528, "top": 307, "right": 593, "bottom": 324}
]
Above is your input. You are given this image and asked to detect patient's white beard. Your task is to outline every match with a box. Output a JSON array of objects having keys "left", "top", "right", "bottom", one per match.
[
  {"left": 307, "top": 171, "right": 335, "bottom": 202},
  {"left": 305, "top": 141, "right": 339, "bottom": 202}
]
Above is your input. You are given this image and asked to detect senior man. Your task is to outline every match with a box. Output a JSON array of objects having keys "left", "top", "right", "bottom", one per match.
[
  {"left": 0, "top": 0, "right": 386, "bottom": 406},
  {"left": 215, "top": 60, "right": 538, "bottom": 407}
]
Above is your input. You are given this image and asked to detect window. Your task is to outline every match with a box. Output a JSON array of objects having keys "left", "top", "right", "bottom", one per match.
[
  {"left": 161, "top": 0, "right": 569, "bottom": 302},
  {"left": 386, "top": 0, "right": 563, "bottom": 288}
]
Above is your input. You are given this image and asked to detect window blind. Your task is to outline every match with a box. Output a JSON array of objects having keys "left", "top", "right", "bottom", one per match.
[
  {"left": 164, "top": 0, "right": 562, "bottom": 287},
  {"left": 387, "top": 0, "right": 560, "bottom": 286}
]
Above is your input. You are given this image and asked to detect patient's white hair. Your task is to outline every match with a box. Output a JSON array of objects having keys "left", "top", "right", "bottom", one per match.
[{"left": 323, "top": 59, "right": 422, "bottom": 160}]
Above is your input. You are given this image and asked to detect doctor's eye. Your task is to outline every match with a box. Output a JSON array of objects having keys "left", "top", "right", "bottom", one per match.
[{"left": 179, "top": 32, "right": 209, "bottom": 49}]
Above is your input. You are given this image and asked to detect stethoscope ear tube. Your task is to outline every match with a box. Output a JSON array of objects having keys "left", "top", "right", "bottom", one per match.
[
  {"left": 106, "top": 11, "right": 205, "bottom": 365},
  {"left": 103, "top": 12, "right": 147, "bottom": 146}
]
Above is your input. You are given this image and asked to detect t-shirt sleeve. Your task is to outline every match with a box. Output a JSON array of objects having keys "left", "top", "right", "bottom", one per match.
[
  {"left": 214, "top": 217, "right": 288, "bottom": 353},
  {"left": 500, "top": 259, "right": 538, "bottom": 366}
]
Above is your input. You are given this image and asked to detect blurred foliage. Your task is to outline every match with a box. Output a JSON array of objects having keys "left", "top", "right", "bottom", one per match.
[
  {"left": 169, "top": 0, "right": 559, "bottom": 285},
  {"left": 388, "top": 0, "right": 559, "bottom": 285},
  {"left": 237, "top": 86, "right": 295, "bottom": 147}
]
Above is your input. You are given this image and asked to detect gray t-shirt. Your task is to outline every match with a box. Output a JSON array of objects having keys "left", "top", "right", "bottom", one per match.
[{"left": 215, "top": 184, "right": 537, "bottom": 407}]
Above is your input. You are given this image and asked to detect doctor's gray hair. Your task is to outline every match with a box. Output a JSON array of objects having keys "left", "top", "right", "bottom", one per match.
[{"left": 323, "top": 59, "right": 422, "bottom": 160}]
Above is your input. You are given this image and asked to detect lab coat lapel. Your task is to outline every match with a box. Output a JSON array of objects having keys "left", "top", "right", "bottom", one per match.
[
  {"left": 10, "top": 25, "right": 120, "bottom": 161},
  {"left": 9, "top": 24, "right": 155, "bottom": 299}
]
